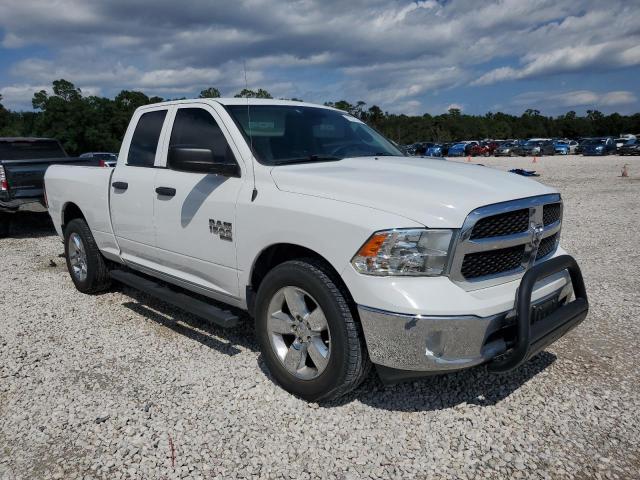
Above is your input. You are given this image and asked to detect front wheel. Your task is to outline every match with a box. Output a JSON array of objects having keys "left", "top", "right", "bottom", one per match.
[
  {"left": 255, "top": 259, "right": 370, "bottom": 401},
  {"left": 63, "top": 218, "right": 111, "bottom": 294}
]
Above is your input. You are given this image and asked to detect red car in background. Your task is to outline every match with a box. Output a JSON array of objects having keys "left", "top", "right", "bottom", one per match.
[{"left": 469, "top": 141, "right": 499, "bottom": 157}]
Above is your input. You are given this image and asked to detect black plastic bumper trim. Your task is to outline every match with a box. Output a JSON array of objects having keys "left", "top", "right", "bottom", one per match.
[{"left": 487, "top": 254, "right": 588, "bottom": 372}]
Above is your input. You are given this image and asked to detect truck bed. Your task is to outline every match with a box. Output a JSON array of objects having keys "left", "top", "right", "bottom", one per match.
[{"left": 45, "top": 164, "right": 117, "bottom": 257}]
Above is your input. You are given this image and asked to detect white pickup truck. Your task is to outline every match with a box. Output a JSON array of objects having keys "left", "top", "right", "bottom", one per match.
[{"left": 45, "top": 99, "right": 588, "bottom": 401}]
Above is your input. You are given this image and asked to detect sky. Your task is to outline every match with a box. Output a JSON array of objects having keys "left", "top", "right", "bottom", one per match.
[{"left": 1, "top": 0, "right": 639, "bottom": 115}]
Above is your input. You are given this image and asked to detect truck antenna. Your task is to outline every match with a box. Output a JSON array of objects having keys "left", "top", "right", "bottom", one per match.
[{"left": 244, "top": 61, "right": 258, "bottom": 202}]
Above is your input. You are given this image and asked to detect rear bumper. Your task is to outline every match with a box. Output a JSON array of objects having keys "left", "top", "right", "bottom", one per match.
[
  {"left": 358, "top": 255, "right": 587, "bottom": 378},
  {"left": 0, "top": 197, "right": 47, "bottom": 213}
]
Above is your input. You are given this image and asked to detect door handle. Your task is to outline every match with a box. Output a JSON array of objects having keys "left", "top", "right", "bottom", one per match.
[
  {"left": 112, "top": 181, "right": 128, "bottom": 190},
  {"left": 155, "top": 187, "right": 176, "bottom": 197}
]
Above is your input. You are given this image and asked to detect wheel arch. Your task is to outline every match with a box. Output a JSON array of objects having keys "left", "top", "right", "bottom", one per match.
[
  {"left": 61, "top": 202, "right": 86, "bottom": 231},
  {"left": 248, "top": 243, "right": 354, "bottom": 317}
]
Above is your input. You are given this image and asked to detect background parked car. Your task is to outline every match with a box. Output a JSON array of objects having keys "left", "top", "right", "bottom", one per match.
[
  {"left": 494, "top": 141, "right": 524, "bottom": 156},
  {"left": 575, "top": 138, "right": 593, "bottom": 155},
  {"left": 469, "top": 141, "right": 499, "bottom": 157},
  {"left": 425, "top": 144, "right": 445, "bottom": 157},
  {"left": 559, "top": 140, "right": 579, "bottom": 153},
  {"left": 447, "top": 141, "right": 479, "bottom": 157},
  {"left": 614, "top": 138, "right": 628, "bottom": 152},
  {"left": 79, "top": 152, "right": 118, "bottom": 167},
  {"left": 554, "top": 140, "right": 570, "bottom": 155},
  {"left": 581, "top": 137, "right": 617, "bottom": 156},
  {"left": 522, "top": 139, "right": 555, "bottom": 156},
  {"left": 446, "top": 142, "right": 467, "bottom": 157},
  {"left": 618, "top": 138, "right": 640, "bottom": 155}
]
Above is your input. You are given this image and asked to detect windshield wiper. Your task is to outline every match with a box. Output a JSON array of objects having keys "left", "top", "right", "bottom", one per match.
[{"left": 272, "top": 155, "right": 342, "bottom": 165}]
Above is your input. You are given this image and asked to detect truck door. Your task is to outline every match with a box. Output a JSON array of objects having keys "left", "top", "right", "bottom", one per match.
[
  {"left": 110, "top": 107, "right": 169, "bottom": 267},
  {"left": 153, "top": 104, "right": 245, "bottom": 301}
]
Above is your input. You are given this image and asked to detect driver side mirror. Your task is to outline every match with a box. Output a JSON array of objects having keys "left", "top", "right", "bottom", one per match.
[{"left": 168, "top": 147, "right": 240, "bottom": 177}]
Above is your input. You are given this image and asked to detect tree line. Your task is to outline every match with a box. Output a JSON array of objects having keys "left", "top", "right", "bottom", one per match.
[{"left": 1, "top": 79, "right": 639, "bottom": 155}]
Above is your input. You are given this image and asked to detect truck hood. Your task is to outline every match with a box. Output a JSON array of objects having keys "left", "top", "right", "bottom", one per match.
[{"left": 270, "top": 156, "right": 556, "bottom": 227}]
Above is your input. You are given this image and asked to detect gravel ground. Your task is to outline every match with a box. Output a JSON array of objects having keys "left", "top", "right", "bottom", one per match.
[{"left": 1, "top": 154, "right": 639, "bottom": 479}]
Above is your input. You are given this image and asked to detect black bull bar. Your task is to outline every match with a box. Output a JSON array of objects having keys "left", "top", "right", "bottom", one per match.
[{"left": 488, "top": 255, "right": 589, "bottom": 373}]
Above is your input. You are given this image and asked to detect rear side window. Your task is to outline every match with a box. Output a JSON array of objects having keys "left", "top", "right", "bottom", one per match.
[
  {"left": 128, "top": 110, "right": 167, "bottom": 167},
  {"left": 169, "top": 108, "right": 236, "bottom": 166}
]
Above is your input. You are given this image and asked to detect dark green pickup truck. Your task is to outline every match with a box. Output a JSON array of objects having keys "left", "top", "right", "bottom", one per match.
[{"left": 0, "top": 137, "right": 96, "bottom": 237}]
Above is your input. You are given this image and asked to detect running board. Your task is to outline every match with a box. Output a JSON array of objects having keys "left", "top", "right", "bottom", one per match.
[{"left": 110, "top": 270, "right": 239, "bottom": 328}]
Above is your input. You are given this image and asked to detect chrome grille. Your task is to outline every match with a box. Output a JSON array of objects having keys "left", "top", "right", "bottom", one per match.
[
  {"left": 461, "top": 244, "right": 525, "bottom": 279},
  {"left": 543, "top": 203, "right": 562, "bottom": 226},
  {"left": 470, "top": 209, "right": 529, "bottom": 239},
  {"left": 449, "top": 194, "right": 562, "bottom": 290},
  {"left": 535, "top": 233, "right": 558, "bottom": 260}
]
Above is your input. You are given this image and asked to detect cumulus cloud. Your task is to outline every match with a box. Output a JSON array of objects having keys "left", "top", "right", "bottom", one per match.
[
  {"left": 510, "top": 89, "right": 637, "bottom": 113},
  {"left": 474, "top": 41, "right": 640, "bottom": 85},
  {"left": 0, "top": 0, "right": 638, "bottom": 112}
]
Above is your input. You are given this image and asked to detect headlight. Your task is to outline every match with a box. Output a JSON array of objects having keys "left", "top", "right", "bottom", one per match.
[
  {"left": 596, "top": 145, "right": 603, "bottom": 151},
  {"left": 351, "top": 229, "right": 454, "bottom": 276}
]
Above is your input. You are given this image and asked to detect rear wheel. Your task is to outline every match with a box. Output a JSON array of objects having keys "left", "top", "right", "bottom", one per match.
[
  {"left": 63, "top": 218, "right": 111, "bottom": 293},
  {"left": 255, "top": 259, "right": 370, "bottom": 401}
]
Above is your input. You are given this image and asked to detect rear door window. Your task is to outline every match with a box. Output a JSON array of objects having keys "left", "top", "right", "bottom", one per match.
[{"left": 128, "top": 110, "right": 167, "bottom": 167}]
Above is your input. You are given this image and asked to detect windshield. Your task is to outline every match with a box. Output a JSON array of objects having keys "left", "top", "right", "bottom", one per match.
[
  {"left": 226, "top": 105, "right": 403, "bottom": 165},
  {"left": 583, "top": 138, "right": 606, "bottom": 145},
  {"left": 525, "top": 141, "right": 541, "bottom": 146},
  {"left": 624, "top": 139, "right": 637, "bottom": 145}
]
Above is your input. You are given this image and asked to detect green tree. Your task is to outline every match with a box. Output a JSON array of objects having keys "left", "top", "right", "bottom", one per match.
[
  {"left": 234, "top": 88, "right": 273, "bottom": 98},
  {"left": 0, "top": 94, "right": 10, "bottom": 132},
  {"left": 199, "top": 87, "right": 221, "bottom": 98}
]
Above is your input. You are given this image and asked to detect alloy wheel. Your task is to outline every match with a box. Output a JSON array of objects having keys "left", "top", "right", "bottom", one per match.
[
  {"left": 68, "top": 232, "right": 88, "bottom": 282},
  {"left": 266, "top": 286, "right": 331, "bottom": 380}
]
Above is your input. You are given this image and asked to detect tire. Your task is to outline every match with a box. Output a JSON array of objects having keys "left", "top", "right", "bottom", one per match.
[
  {"left": 0, "top": 213, "right": 10, "bottom": 238},
  {"left": 255, "top": 258, "right": 370, "bottom": 401},
  {"left": 63, "top": 218, "right": 111, "bottom": 294}
]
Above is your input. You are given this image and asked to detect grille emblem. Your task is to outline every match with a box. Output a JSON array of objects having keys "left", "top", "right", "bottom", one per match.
[
  {"left": 530, "top": 223, "right": 544, "bottom": 249},
  {"left": 525, "top": 222, "right": 545, "bottom": 270}
]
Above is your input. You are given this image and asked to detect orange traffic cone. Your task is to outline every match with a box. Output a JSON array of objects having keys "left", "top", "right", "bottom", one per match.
[
  {"left": 532, "top": 156, "right": 537, "bottom": 163},
  {"left": 621, "top": 164, "right": 629, "bottom": 177}
]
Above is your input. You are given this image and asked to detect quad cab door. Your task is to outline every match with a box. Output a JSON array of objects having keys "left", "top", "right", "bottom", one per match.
[
  {"left": 110, "top": 106, "right": 170, "bottom": 267},
  {"left": 153, "top": 103, "right": 246, "bottom": 301}
]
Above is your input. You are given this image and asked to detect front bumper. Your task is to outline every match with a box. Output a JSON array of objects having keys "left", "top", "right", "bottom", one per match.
[{"left": 358, "top": 255, "right": 588, "bottom": 377}]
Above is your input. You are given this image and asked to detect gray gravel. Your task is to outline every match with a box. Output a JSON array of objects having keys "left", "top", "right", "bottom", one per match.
[{"left": 1, "top": 154, "right": 639, "bottom": 479}]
